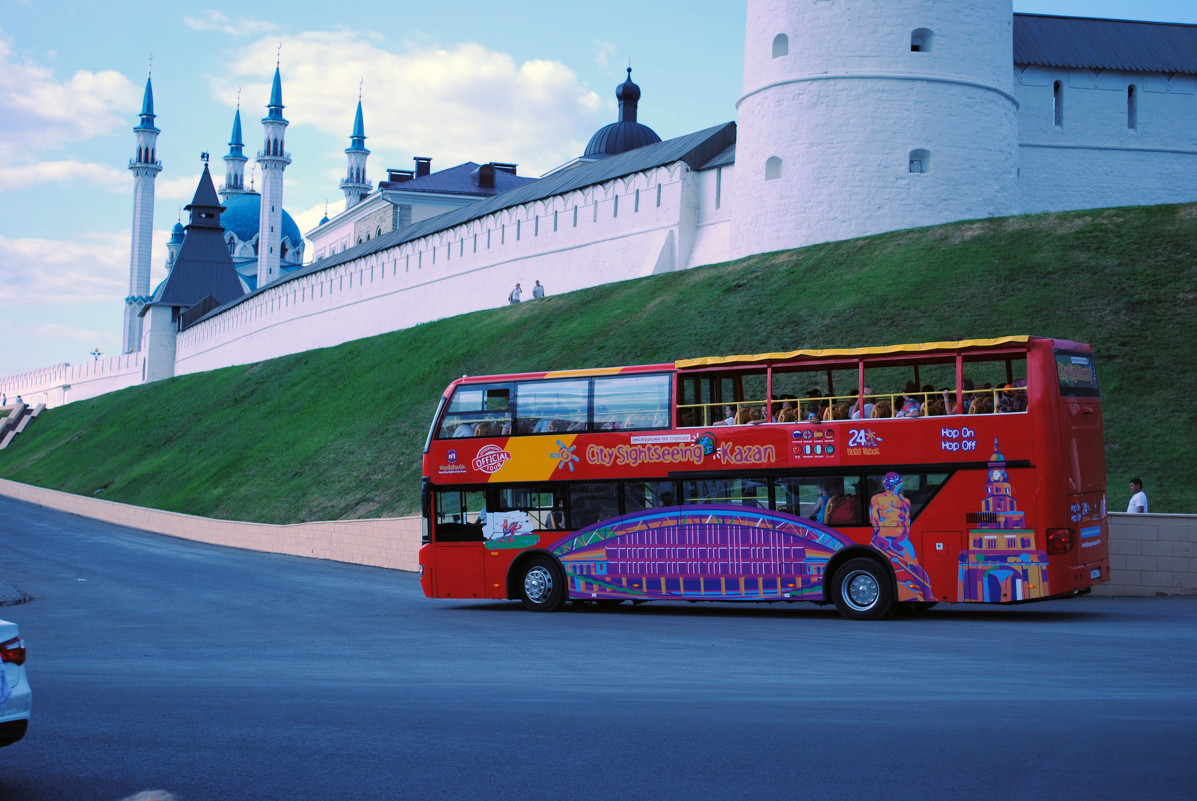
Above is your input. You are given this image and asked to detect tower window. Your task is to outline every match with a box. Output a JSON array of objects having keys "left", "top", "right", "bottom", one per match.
[
  {"left": 911, "top": 29, "right": 933, "bottom": 52},
  {"left": 909, "top": 149, "right": 931, "bottom": 173},
  {"left": 772, "top": 34, "right": 789, "bottom": 58},
  {"left": 1053, "top": 81, "right": 1063, "bottom": 127},
  {"left": 765, "top": 156, "right": 783, "bottom": 181},
  {"left": 1127, "top": 84, "right": 1138, "bottom": 130}
]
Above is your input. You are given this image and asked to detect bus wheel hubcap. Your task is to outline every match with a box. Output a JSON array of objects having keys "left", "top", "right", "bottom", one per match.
[
  {"left": 525, "top": 566, "right": 552, "bottom": 603},
  {"left": 845, "top": 571, "right": 879, "bottom": 610}
]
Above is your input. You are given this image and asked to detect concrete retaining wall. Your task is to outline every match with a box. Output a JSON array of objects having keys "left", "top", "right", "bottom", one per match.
[
  {"left": 0, "top": 478, "right": 422, "bottom": 573},
  {"left": 1094, "top": 512, "right": 1197, "bottom": 597},
  {"left": 1, "top": 479, "right": 1192, "bottom": 595}
]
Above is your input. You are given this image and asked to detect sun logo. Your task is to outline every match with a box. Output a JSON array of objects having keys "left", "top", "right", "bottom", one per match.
[{"left": 551, "top": 440, "right": 580, "bottom": 472}]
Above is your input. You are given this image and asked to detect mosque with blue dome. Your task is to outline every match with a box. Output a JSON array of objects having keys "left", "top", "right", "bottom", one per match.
[
  {"left": 122, "top": 63, "right": 660, "bottom": 354},
  {"left": 123, "top": 65, "right": 309, "bottom": 352}
]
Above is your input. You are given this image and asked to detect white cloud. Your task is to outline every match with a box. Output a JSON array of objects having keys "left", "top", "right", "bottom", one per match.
[
  {"left": 0, "top": 32, "right": 137, "bottom": 165},
  {"left": 0, "top": 230, "right": 155, "bottom": 307},
  {"left": 219, "top": 32, "right": 606, "bottom": 178},
  {"left": 595, "top": 40, "right": 618, "bottom": 72},
  {"left": 28, "top": 322, "right": 114, "bottom": 345},
  {"left": 0, "top": 159, "right": 127, "bottom": 192},
  {"left": 183, "top": 11, "right": 277, "bottom": 37},
  {"left": 158, "top": 174, "right": 207, "bottom": 203}
]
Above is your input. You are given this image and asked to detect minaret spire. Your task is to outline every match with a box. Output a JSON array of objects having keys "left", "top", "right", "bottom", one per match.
[
  {"left": 220, "top": 91, "right": 248, "bottom": 199},
  {"left": 340, "top": 81, "right": 371, "bottom": 211},
  {"left": 256, "top": 61, "right": 291, "bottom": 288},
  {"left": 123, "top": 67, "right": 162, "bottom": 353}
]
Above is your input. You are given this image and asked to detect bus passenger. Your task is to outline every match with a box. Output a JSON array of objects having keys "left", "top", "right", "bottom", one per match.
[
  {"left": 713, "top": 405, "right": 735, "bottom": 426},
  {"left": 810, "top": 484, "right": 830, "bottom": 522},
  {"left": 546, "top": 498, "right": 566, "bottom": 529},
  {"left": 895, "top": 382, "right": 922, "bottom": 418},
  {"left": 850, "top": 387, "right": 875, "bottom": 419}
]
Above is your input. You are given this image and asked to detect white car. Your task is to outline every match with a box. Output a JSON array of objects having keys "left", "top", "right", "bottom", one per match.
[{"left": 0, "top": 619, "right": 30, "bottom": 746}]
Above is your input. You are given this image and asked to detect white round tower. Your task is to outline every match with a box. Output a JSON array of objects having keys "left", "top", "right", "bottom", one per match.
[{"left": 729, "top": 0, "right": 1021, "bottom": 258}]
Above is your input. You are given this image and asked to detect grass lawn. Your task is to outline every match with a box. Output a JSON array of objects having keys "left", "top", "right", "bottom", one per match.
[{"left": 2, "top": 203, "right": 1193, "bottom": 519}]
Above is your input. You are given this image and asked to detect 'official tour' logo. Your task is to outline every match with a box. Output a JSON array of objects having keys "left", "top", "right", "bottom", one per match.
[{"left": 473, "top": 444, "right": 512, "bottom": 474}]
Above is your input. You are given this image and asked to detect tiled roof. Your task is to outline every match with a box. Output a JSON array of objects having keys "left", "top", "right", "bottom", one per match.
[
  {"left": 380, "top": 161, "right": 535, "bottom": 197},
  {"left": 1014, "top": 13, "right": 1197, "bottom": 74}
]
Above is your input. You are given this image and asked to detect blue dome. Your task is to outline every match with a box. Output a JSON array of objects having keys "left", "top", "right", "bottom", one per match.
[
  {"left": 584, "top": 121, "right": 661, "bottom": 157},
  {"left": 220, "top": 192, "right": 302, "bottom": 250},
  {"left": 169, "top": 221, "right": 185, "bottom": 244},
  {"left": 583, "top": 67, "right": 661, "bottom": 158}
]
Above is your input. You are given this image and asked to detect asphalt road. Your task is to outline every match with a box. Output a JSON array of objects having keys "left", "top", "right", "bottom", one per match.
[{"left": 0, "top": 494, "right": 1194, "bottom": 801}]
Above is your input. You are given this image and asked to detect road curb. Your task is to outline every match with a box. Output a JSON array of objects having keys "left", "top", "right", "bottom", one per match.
[{"left": 0, "top": 577, "right": 31, "bottom": 606}]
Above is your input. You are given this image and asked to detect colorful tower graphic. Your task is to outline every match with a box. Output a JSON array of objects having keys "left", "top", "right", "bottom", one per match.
[{"left": 958, "top": 439, "right": 1050, "bottom": 601}]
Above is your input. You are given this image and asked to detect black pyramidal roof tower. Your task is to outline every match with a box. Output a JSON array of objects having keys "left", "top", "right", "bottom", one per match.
[{"left": 147, "top": 162, "right": 245, "bottom": 321}]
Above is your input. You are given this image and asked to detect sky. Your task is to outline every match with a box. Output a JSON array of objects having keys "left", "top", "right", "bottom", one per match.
[{"left": 2, "top": 0, "right": 1196, "bottom": 379}]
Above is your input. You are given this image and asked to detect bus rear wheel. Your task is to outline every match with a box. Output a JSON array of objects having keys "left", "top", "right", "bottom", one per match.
[
  {"left": 832, "top": 558, "right": 894, "bottom": 621},
  {"left": 519, "top": 555, "right": 567, "bottom": 612}
]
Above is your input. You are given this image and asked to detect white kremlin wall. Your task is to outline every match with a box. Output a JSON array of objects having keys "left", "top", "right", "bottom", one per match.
[
  {"left": 172, "top": 160, "right": 727, "bottom": 376},
  {"left": 1015, "top": 68, "right": 1197, "bottom": 214},
  {"left": 0, "top": 353, "right": 143, "bottom": 408}
]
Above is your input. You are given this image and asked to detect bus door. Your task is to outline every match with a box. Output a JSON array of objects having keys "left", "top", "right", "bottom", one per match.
[
  {"left": 430, "top": 488, "right": 488, "bottom": 599},
  {"left": 920, "top": 531, "right": 963, "bottom": 602},
  {"left": 1053, "top": 349, "right": 1109, "bottom": 574}
]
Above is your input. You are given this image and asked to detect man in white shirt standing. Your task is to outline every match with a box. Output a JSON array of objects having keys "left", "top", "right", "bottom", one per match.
[{"left": 1127, "top": 478, "right": 1149, "bottom": 513}]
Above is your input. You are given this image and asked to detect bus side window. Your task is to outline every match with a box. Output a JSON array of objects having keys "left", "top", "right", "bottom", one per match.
[
  {"left": 434, "top": 488, "right": 487, "bottom": 542},
  {"left": 624, "top": 480, "right": 677, "bottom": 512},
  {"left": 773, "top": 477, "right": 827, "bottom": 520},
  {"left": 569, "top": 483, "right": 620, "bottom": 529},
  {"left": 866, "top": 471, "right": 950, "bottom": 520},
  {"left": 593, "top": 374, "right": 671, "bottom": 432},
  {"left": 822, "top": 476, "right": 863, "bottom": 526},
  {"left": 681, "top": 478, "right": 768, "bottom": 508},
  {"left": 497, "top": 487, "right": 562, "bottom": 531}
]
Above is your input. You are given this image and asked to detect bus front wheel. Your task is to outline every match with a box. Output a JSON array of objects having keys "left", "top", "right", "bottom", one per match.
[
  {"left": 832, "top": 558, "right": 894, "bottom": 621},
  {"left": 519, "top": 555, "right": 567, "bottom": 612}
]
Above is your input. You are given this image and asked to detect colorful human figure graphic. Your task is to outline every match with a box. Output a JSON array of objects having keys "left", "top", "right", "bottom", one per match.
[{"left": 869, "top": 472, "right": 934, "bottom": 600}]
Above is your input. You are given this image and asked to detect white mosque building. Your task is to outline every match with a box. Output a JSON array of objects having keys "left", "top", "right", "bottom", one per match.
[{"left": 5, "top": 0, "right": 1197, "bottom": 406}]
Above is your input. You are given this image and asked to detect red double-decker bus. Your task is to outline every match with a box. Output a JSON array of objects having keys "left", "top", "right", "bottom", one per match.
[{"left": 418, "top": 336, "right": 1108, "bottom": 620}]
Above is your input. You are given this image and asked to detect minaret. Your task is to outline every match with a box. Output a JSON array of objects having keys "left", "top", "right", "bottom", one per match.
[
  {"left": 255, "top": 63, "right": 290, "bottom": 289},
  {"left": 220, "top": 101, "right": 248, "bottom": 199},
  {"left": 165, "top": 218, "right": 185, "bottom": 273},
  {"left": 340, "top": 93, "right": 371, "bottom": 210},
  {"left": 123, "top": 74, "right": 162, "bottom": 353}
]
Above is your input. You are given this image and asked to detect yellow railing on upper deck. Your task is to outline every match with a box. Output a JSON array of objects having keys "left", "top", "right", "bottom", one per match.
[{"left": 675, "top": 336, "right": 1032, "bottom": 369}]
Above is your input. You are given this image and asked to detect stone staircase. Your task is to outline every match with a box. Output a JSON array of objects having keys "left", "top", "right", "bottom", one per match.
[{"left": 0, "top": 401, "right": 44, "bottom": 450}]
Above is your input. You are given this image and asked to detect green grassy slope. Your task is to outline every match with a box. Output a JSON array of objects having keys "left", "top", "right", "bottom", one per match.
[{"left": 2, "top": 204, "right": 1193, "bottom": 519}]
